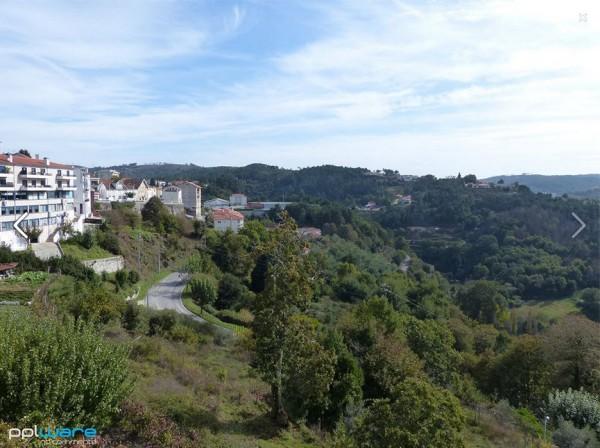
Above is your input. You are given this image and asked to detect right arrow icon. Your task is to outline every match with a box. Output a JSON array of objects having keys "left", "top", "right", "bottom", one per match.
[{"left": 571, "top": 212, "right": 586, "bottom": 239}]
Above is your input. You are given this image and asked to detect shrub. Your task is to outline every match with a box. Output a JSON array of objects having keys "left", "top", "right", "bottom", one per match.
[
  {"left": 148, "top": 312, "right": 177, "bottom": 336},
  {"left": 0, "top": 309, "right": 131, "bottom": 426},
  {"left": 122, "top": 303, "right": 141, "bottom": 331},
  {"left": 128, "top": 270, "right": 140, "bottom": 284},
  {"left": 115, "top": 269, "right": 128, "bottom": 290},
  {"left": 553, "top": 419, "right": 600, "bottom": 448},
  {"left": 546, "top": 388, "right": 600, "bottom": 433}
]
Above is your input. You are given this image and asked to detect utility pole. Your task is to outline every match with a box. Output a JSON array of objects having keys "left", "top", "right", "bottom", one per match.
[
  {"left": 157, "top": 236, "right": 161, "bottom": 273},
  {"left": 137, "top": 233, "right": 141, "bottom": 273}
]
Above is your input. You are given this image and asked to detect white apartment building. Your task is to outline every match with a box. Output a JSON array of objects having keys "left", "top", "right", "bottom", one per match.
[
  {"left": 161, "top": 185, "right": 182, "bottom": 204},
  {"left": 229, "top": 193, "right": 248, "bottom": 208},
  {"left": 174, "top": 181, "right": 202, "bottom": 219},
  {"left": 0, "top": 153, "right": 89, "bottom": 251}
]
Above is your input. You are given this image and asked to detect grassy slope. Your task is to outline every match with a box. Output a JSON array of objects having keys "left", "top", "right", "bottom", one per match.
[
  {"left": 124, "top": 329, "right": 323, "bottom": 447},
  {"left": 512, "top": 296, "right": 580, "bottom": 324},
  {"left": 61, "top": 243, "right": 114, "bottom": 260}
]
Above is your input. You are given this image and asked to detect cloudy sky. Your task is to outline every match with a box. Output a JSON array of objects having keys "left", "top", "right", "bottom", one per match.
[{"left": 0, "top": 0, "right": 598, "bottom": 176}]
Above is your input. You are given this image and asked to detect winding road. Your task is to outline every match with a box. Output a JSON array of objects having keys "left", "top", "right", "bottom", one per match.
[{"left": 146, "top": 272, "right": 206, "bottom": 324}]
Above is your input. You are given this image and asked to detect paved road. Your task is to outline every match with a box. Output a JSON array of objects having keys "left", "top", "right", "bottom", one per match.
[{"left": 146, "top": 272, "right": 206, "bottom": 324}]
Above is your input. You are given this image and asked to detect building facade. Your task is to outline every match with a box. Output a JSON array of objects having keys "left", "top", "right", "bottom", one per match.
[
  {"left": 177, "top": 181, "right": 202, "bottom": 219},
  {"left": 229, "top": 193, "right": 248, "bottom": 208},
  {"left": 0, "top": 153, "right": 86, "bottom": 251},
  {"left": 204, "top": 197, "right": 229, "bottom": 209},
  {"left": 212, "top": 208, "right": 244, "bottom": 232}
]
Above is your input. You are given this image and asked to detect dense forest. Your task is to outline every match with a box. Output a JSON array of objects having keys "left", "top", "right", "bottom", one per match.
[{"left": 1, "top": 168, "right": 599, "bottom": 447}]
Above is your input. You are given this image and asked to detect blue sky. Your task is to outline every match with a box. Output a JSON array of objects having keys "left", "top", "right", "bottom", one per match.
[{"left": 0, "top": 0, "right": 598, "bottom": 176}]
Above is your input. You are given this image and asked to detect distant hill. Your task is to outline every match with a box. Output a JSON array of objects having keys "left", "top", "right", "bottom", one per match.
[
  {"left": 485, "top": 174, "right": 600, "bottom": 197},
  {"left": 91, "top": 163, "right": 403, "bottom": 205}
]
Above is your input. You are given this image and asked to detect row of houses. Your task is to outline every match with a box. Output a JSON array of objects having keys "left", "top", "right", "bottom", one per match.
[{"left": 0, "top": 152, "right": 92, "bottom": 251}]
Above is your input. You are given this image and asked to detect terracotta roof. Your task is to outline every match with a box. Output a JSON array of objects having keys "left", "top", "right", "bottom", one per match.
[
  {"left": 0, "top": 153, "right": 72, "bottom": 169},
  {"left": 213, "top": 208, "right": 244, "bottom": 221},
  {"left": 0, "top": 262, "right": 18, "bottom": 272}
]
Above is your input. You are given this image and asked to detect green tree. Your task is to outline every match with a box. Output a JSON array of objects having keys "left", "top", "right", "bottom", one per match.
[
  {"left": 353, "top": 378, "right": 465, "bottom": 448},
  {"left": 252, "top": 212, "right": 317, "bottom": 424},
  {"left": 281, "top": 315, "right": 336, "bottom": 422},
  {"left": 0, "top": 310, "right": 131, "bottom": 426},
  {"left": 457, "top": 280, "right": 508, "bottom": 324},
  {"left": 216, "top": 273, "right": 250, "bottom": 310},
  {"left": 543, "top": 315, "right": 600, "bottom": 393},
  {"left": 322, "top": 330, "right": 363, "bottom": 427},
  {"left": 189, "top": 275, "right": 217, "bottom": 309},
  {"left": 579, "top": 288, "right": 600, "bottom": 322},
  {"left": 487, "top": 335, "right": 553, "bottom": 407}
]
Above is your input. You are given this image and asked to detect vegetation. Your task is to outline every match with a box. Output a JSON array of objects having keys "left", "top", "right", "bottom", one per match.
[{"left": 1, "top": 166, "right": 598, "bottom": 446}]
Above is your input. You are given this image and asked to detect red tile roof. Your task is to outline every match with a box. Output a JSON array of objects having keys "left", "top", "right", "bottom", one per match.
[
  {"left": 0, "top": 153, "right": 72, "bottom": 169},
  {"left": 0, "top": 262, "right": 18, "bottom": 272},
  {"left": 213, "top": 208, "right": 244, "bottom": 221}
]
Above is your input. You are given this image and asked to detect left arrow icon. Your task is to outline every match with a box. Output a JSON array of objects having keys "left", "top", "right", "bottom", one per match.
[{"left": 13, "top": 212, "right": 29, "bottom": 239}]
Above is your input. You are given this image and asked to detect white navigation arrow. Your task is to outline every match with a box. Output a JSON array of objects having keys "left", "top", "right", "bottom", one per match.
[
  {"left": 571, "top": 212, "right": 587, "bottom": 239},
  {"left": 13, "top": 211, "right": 29, "bottom": 240}
]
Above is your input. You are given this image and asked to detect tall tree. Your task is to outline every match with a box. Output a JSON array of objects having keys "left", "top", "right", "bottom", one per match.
[{"left": 252, "top": 212, "right": 319, "bottom": 424}]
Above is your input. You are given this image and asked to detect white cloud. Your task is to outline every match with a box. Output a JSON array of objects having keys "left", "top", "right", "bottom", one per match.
[{"left": 0, "top": 0, "right": 598, "bottom": 175}]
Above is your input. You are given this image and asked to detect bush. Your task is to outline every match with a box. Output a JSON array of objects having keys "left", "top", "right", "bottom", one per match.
[
  {"left": 0, "top": 309, "right": 131, "bottom": 426},
  {"left": 553, "top": 419, "right": 600, "bottom": 448},
  {"left": 216, "top": 273, "right": 250, "bottom": 310},
  {"left": 122, "top": 303, "right": 141, "bottom": 331},
  {"left": 215, "top": 308, "right": 254, "bottom": 327},
  {"left": 128, "top": 270, "right": 140, "bottom": 284},
  {"left": 546, "top": 388, "right": 600, "bottom": 433},
  {"left": 148, "top": 312, "right": 177, "bottom": 336},
  {"left": 97, "top": 230, "right": 121, "bottom": 255},
  {"left": 115, "top": 269, "right": 128, "bottom": 290}
]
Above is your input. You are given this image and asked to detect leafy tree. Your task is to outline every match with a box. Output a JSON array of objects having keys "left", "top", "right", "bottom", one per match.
[
  {"left": 579, "top": 288, "right": 600, "bottom": 322},
  {"left": 322, "top": 330, "right": 363, "bottom": 427},
  {"left": 216, "top": 273, "right": 250, "bottom": 310},
  {"left": 543, "top": 315, "right": 600, "bottom": 393},
  {"left": 363, "top": 333, "right": 424, "bottom": 399},
  {"left": 353, "top": 378, "right": 465, "bottom": 448},
  {"left": 141, "top": 197, "right": 180, "bottom": 234},
  {"left": 457, "top": 280, "right": 508, "bottom": 324},
  {"left": 252, "top": 212, "right": 316, "bottom": 424},
  {"left": 404, "top": 316, "right": 461, "bottom": 386},
  {"left": 0, "top": 310, "right": 131, "bottom": 426},
  {"left": 485, "top": 335, "right": 553, "bottom": 408},
  {"left": 281, "top": 315, "right": 336, "bottom": 422},
  {"left": 189, "top": 275, "right": 217, "bottom": 309}
]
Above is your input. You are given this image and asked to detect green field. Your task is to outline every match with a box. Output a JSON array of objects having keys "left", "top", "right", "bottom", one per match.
[
  {"left": 60, "top": 243, "right": 114, "bottom": 261},
  {"left": 512, "top": 296, "right": 580, "bottom": 323}
]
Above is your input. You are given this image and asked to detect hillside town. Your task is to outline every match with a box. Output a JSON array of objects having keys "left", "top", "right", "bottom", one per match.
[{"left": 0, "top": 151, "right": 298, "bottom": 253}]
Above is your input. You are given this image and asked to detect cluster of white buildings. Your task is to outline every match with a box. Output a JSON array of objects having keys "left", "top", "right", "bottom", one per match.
[
  {"left": 0, "top": 152, "right": 92, "bottom": 251},
  {"left": 0, "top": 151, "right": 291, "bottom": 249},
  {"left": 203, "top": 193, "right": 293, "bottom": 233}
]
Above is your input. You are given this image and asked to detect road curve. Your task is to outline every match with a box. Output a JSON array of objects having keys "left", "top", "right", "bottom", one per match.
[{"left": 146, "top": 272, "right": 206, "bottom": 324}]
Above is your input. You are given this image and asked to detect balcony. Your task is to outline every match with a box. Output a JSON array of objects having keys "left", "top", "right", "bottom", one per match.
[
  {"left": 0, "top": 182, "right": 16, "bottom": 191},
  {"left": 56, "top": 173, "right": 76, "bottom": 180},
  {"left": 56, "top": 185, "right": 77, "bottom": 191},
  {"left": 19, "top": 171, "right": 52, "bottom": 179},
  {"left": 19, "top": 184, "right": 53, "bottom": 191}
]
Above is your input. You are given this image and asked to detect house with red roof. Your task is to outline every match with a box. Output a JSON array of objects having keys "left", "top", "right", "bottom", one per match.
[{"left": 212, "top": 208, "right": 244, "bottom": 233}]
